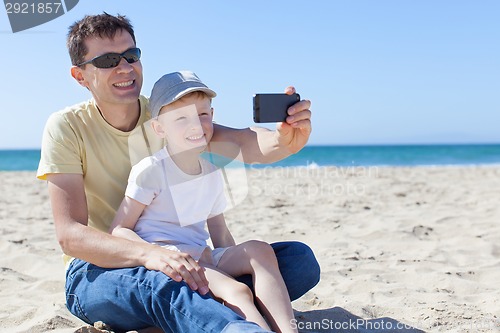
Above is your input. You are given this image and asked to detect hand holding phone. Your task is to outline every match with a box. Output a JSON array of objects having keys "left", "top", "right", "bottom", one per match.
[{"left": 253, "top": 93, "right": 301, "bottom": 123}]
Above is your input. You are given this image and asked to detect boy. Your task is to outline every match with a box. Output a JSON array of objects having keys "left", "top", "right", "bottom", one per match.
[{"left": 111, "top": 71, "right": 297, "bottom": 332}]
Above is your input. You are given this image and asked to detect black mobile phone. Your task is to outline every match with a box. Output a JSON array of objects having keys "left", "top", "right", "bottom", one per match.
[{"left": 253, "top": 93, "right": 300, "bottom": 123}]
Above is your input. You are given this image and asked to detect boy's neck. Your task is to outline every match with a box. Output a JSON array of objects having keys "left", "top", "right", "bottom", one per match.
[{"left": 166, "top": 146, "right": 202, "bottom": 175}]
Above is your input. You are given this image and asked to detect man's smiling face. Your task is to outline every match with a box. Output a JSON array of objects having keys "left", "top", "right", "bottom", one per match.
[{"left": 75, "top": 29, "right": 143, "bottom": 109}]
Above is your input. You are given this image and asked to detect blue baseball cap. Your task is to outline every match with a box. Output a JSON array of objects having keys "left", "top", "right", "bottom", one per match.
[{"left": 149, "top": 70, "right": 217, "bottom": 118}]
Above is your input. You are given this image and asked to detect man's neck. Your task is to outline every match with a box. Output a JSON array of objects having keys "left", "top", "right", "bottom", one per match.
[{"left": 95, "top": 99, "right": 141, "bottom": 132}]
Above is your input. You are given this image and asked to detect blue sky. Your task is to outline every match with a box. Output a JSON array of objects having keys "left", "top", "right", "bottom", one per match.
[{"left": 1, "top": 1, "right": 499, "bottom": 149}]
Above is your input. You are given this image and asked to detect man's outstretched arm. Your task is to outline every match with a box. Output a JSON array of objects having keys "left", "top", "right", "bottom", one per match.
[{"left": 210, "top": 86, "right": 312, "bottom": 164}]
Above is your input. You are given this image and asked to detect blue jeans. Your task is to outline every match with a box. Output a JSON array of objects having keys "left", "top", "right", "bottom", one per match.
[{"left": 65, "top": 241, "right": 320, "bottom": 333}]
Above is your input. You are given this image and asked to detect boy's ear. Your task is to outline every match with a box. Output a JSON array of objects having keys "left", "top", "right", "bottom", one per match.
[
  {"left": 151, "top": 119, "right": 166, "bottom": 138},
  {"left": 70, "top": 66, "right": 88, "bottom": 88}
]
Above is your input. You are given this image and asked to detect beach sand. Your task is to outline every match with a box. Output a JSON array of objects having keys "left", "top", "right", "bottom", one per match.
[{"left": 1, "top": 166, "right": 499, "bottom": 332}]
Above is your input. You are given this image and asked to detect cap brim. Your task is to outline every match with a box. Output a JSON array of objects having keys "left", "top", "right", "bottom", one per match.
[{"left": 172, "top": 85, "right": 217, "bottom": 103}]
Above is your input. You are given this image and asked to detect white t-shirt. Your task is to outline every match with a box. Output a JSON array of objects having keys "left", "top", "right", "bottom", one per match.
[{"left": 126, "top": 147, "right": 226, "bottom": 248}]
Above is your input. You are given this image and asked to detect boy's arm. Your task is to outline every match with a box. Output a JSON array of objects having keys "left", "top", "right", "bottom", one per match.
[
  {"left": 207, "top": 214, "right": 236, "bottom": 248},
  {"left": 210, "top": 86, "right": 312, "bottom": 164},
  {"left": 47, "top": 173, "right": 210, "bottom": 294},
  {"left": 109, "top": 196, "right": 148, "bottom": 244}
]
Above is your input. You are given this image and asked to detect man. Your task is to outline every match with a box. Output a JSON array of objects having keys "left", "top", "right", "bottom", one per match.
[{"left": 38, "top": 13, "right": 319, "bottom": 333}]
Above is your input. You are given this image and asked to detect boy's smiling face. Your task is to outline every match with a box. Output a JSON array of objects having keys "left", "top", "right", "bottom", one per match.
[{"left": 153, "top": 92, "right": 214, "bottom": 155}]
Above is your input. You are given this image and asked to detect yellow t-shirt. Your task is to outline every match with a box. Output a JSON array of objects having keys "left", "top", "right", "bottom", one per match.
[{"left": 37, "top": 96, "right": 163, "bottom": 234}]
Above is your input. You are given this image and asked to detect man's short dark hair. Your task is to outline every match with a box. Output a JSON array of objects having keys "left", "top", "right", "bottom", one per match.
[{"left": 67, "top": 12, "right": 136, "bottom": 66}]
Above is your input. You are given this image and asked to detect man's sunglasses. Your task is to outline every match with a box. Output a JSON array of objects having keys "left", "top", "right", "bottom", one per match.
[{"left": 77, "top": 47, "right": 141, "bottom": 69}]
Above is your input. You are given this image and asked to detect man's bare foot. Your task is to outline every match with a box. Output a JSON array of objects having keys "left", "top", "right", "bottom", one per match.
[
  {"left": 74, "top": 321, "right": 113, "bottom": 333},
  {"left": 73, "top": 322, "right": 163, "bottom": 333}
]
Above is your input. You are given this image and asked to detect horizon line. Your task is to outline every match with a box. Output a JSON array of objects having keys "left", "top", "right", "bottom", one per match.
[{"left": 2, "top": 142, "right": 500, "bottom": 150}]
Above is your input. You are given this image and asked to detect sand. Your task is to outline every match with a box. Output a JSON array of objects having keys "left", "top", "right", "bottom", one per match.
[{"left": 1, "top": 166, "right": 499, "bottom": 333}]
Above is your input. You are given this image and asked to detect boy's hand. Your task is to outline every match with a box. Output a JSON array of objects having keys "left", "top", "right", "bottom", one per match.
[
  {"left": 277, "top": 86, "right": 312, "bottom": 154},
  {"left": 144, "top": 245, "right": 210, "bottom": 295}
]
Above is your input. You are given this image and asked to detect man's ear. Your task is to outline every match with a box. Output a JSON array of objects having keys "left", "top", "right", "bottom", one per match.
[
  {"left": 70, "top": 66, "right": 88, "bottom": 88},
  {"left": 151, "top": 119, "right": 167, "bottom": 138}
]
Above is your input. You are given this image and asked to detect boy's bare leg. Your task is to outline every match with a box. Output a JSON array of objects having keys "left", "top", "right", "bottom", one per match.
[
  {"left": 217, "top": 241, "right": 298, "bottom": 333},
  {"left": 203, "top": 265, "right": 271, "bottom": 330}
]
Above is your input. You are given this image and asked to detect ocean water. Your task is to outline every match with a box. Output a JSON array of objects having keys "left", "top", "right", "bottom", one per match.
[
  {"left": 1, "top": 145, "right": 500, "bottom": 171},
  {"left": 0, "top": 149, "right": 42, "bottom": 171},
  {"left": 262, "top": 144, "right": 500, "bottom": 168}
]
